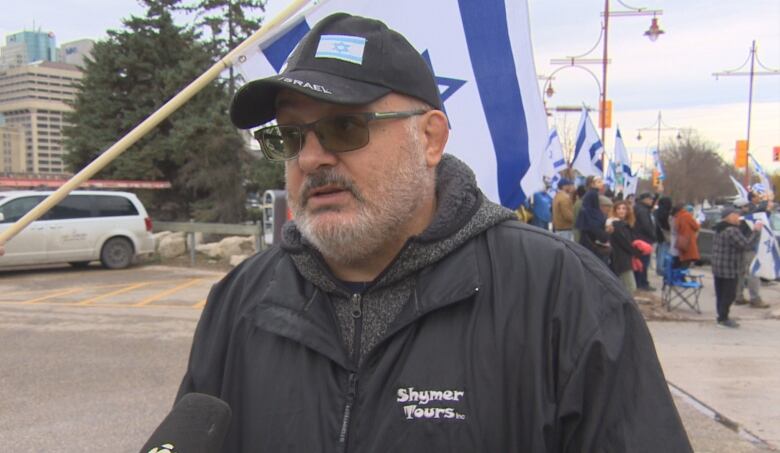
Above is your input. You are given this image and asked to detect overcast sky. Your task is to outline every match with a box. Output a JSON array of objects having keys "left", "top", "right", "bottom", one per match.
[{"left": 1, "top": 0, "right": 778, "bottom": 172}]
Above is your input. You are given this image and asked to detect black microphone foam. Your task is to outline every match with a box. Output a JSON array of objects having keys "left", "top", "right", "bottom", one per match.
[{"left": 139, "top": 393, "right": 231, "bottom": 453}]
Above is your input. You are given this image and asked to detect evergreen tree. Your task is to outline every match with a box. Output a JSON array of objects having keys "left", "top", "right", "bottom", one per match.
[
  {"left": 63, "top": 0, "right": 245, "bottom": 222},
  {"left": 174, "top": 0, "right": 267, "bottom": 94}
]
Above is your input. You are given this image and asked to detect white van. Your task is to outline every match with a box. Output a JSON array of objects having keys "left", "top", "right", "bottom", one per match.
[{"left": 0, "top": 190, "right": 155, "bottom": 269}]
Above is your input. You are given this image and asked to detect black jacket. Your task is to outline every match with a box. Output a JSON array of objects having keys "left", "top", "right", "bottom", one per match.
[
  {"left": 610, "top": 220, "right": 639, "bottom": 274},
  {"left": 633, "top": 202, "right": 657, "bottom": 244},
  {"left": 177, "top": 222, "right": 691, "bottom": 452}
]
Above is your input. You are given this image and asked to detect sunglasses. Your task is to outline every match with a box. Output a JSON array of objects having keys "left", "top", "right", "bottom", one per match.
[{"left": 253, "top": 110, "right": 427, "bottom": 161}]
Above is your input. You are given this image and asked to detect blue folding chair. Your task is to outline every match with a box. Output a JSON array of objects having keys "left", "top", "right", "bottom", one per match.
[{"left": 661, "top": 253, "right": 703, "bottom": 313}]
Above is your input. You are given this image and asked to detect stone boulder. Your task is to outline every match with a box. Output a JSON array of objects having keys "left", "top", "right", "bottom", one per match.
[
  {"left": 230, "top": 255, "right": 249, "bottom": 267},
  {"left": 195, "top": 242, "right": 222, "bottom": 260},
  {"left": 195, "top": 236, "right": 255, "bottom": 260},
  {"left": 158, "top": 234, "right": 187, "bottom": 259}
]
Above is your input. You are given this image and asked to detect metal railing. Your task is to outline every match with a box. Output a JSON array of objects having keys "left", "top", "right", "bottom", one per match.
[{"left": 152, "top": 220, "right": 265, "bottom": 266}]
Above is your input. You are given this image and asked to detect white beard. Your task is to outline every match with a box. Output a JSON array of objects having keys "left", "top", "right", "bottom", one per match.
[{"left": 289, "top": 132, "right": 433, "bottom": 266}]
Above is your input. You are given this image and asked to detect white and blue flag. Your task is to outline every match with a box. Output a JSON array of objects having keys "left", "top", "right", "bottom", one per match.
[
  {"left": 623, "top": 171, "right": 639, "bottom": 197},
  {"left": 541, "top": 127, "right": 566, "bottom": 191},
  {"left": 231, "top": 0, "right": 549, "bottom": 209},
  {"left": 571, "top": 109, "right": 604, "bottom": 178},
  {"left": 613, "top": 129, "right": 634, "bottom": 178},
  {"left": 604, "top": 161, "right": 617, "bottom": 191},
  {"left": 729, "top": 175, "right": 750, "bottom": 204},
  {"left": 749, "top": 154, "right": 774, "bottom": 195},
  {"left": 744, "top": 212, "right": 780, "bottom": 280},
  {"left": 651, "top": 148, "right": 665, "bottom": 181}
]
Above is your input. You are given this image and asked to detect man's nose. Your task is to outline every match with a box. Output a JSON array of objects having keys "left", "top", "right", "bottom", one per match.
[{"left": 296, "top": 129, "right": 338, "bottom": 173}]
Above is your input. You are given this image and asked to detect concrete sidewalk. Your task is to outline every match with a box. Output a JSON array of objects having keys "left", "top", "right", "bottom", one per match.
[{"left": 642, "top": 265, "right": 780, "bottom": 451}]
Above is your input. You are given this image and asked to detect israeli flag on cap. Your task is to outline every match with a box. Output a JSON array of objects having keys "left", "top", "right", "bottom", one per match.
[
  {"left": 316, "top": 34, "right": 366, "bottom": 64},
  {"left": 230, "top": 0, "right": 549, "bottom": 209}
]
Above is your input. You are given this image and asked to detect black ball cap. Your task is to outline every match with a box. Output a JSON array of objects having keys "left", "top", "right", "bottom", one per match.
[{"left": 229, "top": 13, "right": 443, "bottom": 129}]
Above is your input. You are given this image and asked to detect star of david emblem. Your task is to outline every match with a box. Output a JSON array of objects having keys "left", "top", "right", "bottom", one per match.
[
  {"left": 333, "top": 42, "right": 350, "bottom": 53},
  {"left": 420, "top": 50, "right": 466, "bottom": 128}
]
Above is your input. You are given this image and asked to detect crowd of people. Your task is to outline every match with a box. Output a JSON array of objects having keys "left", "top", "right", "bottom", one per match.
[{"left": 525, "top": 175, "right": 774, "bottom": 328}]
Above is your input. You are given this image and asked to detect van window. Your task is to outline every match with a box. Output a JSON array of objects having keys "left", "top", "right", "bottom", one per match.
[
  {"left": 0, "top": 196, "right": 45, "bottom": 223},
  {"left": 49, "top": 195, "right": 93, "bottom": 220},
  {"left": 95, "top": 195, "right": 138, "bottom": 217}
]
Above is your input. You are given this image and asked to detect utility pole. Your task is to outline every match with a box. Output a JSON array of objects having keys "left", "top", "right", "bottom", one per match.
[{"left": 713, "top": 40, "right": 780, "bottom": 188}]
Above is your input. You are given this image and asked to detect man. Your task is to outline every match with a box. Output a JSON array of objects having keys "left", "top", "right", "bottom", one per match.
[
  {"left": 552, "top": 177, "right": 575, "bottom": 240},
  {"left": 177, "top": 13, "right": 691, "bottom": 451},
  {"left": 734, "top": 195, "right": 771, "bottom": 308},
  {"left": 633, "top": 192, "right": 657, "bottom": 291},
  {"left": 530, "top": 188, "right": 553, "bottom": 231},
  {"left": 712, "top": 207, "right": 763, "bottom": 328}
]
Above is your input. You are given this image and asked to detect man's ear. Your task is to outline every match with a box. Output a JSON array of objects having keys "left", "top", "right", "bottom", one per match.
[{"left": 421, "top": 110, "right": 449, "bottom": 168}]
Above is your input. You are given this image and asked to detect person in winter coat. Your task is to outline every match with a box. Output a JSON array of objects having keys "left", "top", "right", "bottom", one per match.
[
  {"left": 552, "top": 178, "right": 575, "bottom": 240},
  {"left": 633, "top": 192, "right": 658, "bottom": 291},
  {"left": 571, "top": 185, "right": 587, "bottom": 243},
  {"left": 712, "top": 207, "right": 763, "bottom": 328},
  {"left": 734, "top": 195, "right": 771, "bottom": 308},
  {"left": 574, "top": 179, "right": 613, "bottom": 264},
  {"left": 175, "top": 14, "right": 692, "bottom": 452},
  {"left": 608, "top": 201, "right": 640, "bottom": 292},
  {"left": 672, "top": 203, "right": 700, "bottom": 268},
  {"left": 654, "top": 197, "right": 673, "bottom": 274}
]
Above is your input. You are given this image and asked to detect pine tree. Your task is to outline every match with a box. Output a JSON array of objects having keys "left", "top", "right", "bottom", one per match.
[{"left": 63, "top": 0, "right": 245, "bottom": 222}]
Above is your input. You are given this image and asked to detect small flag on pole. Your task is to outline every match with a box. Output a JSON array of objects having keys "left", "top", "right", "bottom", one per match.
[
  {"left": 571, "top": 109, "right": 604, "bottom": 177},
  {"left": 729, "top": 175, "right": 749, "bottom": 203}
]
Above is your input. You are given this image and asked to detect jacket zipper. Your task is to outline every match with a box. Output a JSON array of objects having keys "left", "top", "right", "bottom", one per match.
[{"left": 339, "top": 293, "right": 363, "bottom": 451}]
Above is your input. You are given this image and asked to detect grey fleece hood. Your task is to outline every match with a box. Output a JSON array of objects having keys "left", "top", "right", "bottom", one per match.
[{"left": 280, "top": 154, "right": 515, "bottom": 362}]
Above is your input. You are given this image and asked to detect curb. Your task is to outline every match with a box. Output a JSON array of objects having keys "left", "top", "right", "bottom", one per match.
[{"left": 668, "top": 381, "right": 776, "bottom": 451}]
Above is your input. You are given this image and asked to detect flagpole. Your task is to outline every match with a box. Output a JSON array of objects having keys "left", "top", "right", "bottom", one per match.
[{"left": 0, "top": 0, "right": 313, "bottom": 245}]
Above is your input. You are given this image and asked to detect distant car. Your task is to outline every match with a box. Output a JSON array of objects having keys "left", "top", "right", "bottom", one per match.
[{"left": 0, "top": 190, "right": 155, "bottom": 269}]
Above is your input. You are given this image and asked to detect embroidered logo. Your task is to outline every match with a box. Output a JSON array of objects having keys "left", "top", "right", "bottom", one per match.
[
  {"left": 315, "top": 34, "right": 367, "bottom": 65},
  {"left": 396, "top": 387, "right": 467, "bottom": 420}
]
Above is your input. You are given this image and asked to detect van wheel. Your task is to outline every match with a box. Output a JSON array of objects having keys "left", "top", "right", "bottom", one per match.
[
  {"left": 100, "top": 237, "right": 134, "bottom": 269},
  {"left": 69, "top": 261, "right": 91, "bottom": 268}
]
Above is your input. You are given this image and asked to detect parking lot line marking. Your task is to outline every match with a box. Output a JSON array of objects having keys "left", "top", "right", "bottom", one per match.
[
  {"left": 0, "top": 283, "right": 127, "bottom": 298},
  {"left": 74, "top": 282, "right": 150, "bottom": 306},
  {"left": 21, "top": 287, "right": 84, "bottom": 304},
  {"left": 133, "top": 278, "right": 204, "bottom": 307}
]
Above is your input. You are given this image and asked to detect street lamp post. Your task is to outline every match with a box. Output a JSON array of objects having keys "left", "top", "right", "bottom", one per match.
[
  {"left": 713, "top": 40, "right": 780, "bottom": 188},
  {"left": 549, "top": 1, "right": 664, "bottom": 176},
  {"left": 636, "top": 111, "right": 683, "bottom": 177}
]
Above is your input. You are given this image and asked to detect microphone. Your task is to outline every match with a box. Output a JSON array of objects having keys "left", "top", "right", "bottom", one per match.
[{"left": 139, "top": 393, "right": 231, "bottom": 453}]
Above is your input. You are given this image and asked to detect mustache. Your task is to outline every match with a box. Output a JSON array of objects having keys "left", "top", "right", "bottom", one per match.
[{"left": 300, "top": 169, "right": 364, "bottom": 206}]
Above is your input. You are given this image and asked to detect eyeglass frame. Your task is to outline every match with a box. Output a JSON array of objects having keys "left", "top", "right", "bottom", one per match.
[{"left": 252, "top": 109, "right": 429, "bottom": 162}]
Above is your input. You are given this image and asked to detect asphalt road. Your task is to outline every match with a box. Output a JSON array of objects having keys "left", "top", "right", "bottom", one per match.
[
  {"left": 0, "top": 262, "right": 774, "bottom": 451},
  {"left": 0, "top": 264, "right": 221, "bottom": 451}
]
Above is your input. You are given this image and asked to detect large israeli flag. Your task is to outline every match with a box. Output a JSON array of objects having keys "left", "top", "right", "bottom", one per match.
[
  {"left": 231, "top": 0, "right": 548, "bottom": 209},
  {"left": 744, "top": 212, "right": 780, "bottom": 280},
  {"left": 571, "top": 109, "right": 604, "bottom": 177}
]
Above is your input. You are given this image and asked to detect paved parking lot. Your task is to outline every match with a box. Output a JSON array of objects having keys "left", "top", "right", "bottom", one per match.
[
  {"left": 0, "top": 264, "right": 223, "bottom": 309},
  {"left": 1, "top": 262, "right": 776, "bottom": 451},
  {"left": 0, "top": 263, "right": 225, "bottom": 451}
]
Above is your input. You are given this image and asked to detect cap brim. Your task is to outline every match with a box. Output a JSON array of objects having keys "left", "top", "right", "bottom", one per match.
[{"left": 230, "top": 69, "right": 391, "bottom": 129}]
